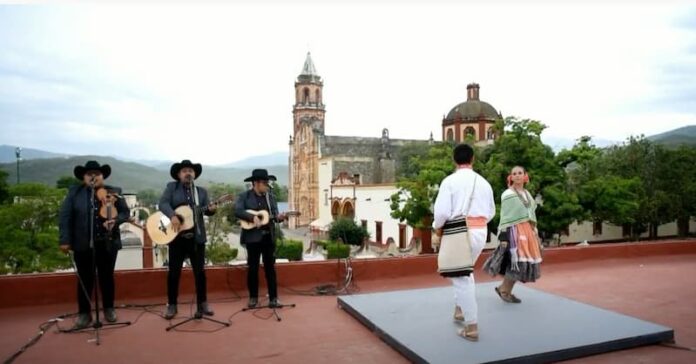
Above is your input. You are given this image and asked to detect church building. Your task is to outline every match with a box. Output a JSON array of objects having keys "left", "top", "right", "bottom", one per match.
[{"left": 288, "top": 53, "right": 501, "bottom": 242}]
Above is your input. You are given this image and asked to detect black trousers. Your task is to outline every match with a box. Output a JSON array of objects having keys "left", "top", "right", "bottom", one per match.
[
  {"left": 245, "top": 235, "right": 278, "bottom": 300},
  {"left": 73, "top": 242, "right": 118, "bottom": 314},
  {"left": 167, "top": 236, "right": 207, "bottom": 305}
]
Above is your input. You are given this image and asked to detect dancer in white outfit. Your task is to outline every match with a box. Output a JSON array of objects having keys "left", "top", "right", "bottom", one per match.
[{"left": 432, "top": 144, "right": 495, "bottom": 341}]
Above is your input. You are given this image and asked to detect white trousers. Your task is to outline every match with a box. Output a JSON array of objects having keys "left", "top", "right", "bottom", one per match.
[{"left": 450, "top": 229, "right": 487, "bottom": 325}]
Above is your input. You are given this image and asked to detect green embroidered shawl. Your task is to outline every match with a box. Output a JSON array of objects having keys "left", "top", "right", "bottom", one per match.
[{"left": 498, "top": 188, "right": 537, "bottom": 231}]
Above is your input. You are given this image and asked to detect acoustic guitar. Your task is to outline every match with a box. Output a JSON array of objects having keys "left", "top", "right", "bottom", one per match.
[
  {"left": 146, "top": 194, "right": 235, "bottom": 245},
  {"left": 239, "top": 210, "right": 301, "bottom": 230}
]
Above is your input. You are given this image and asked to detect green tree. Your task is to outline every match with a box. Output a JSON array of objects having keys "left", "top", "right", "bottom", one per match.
[
  {"left": 395, "top": 141, "right": 435, "bottom": 178},
  {"left": 138, "top": 209, "right": 150, "bottom": 221},
  {"left": 206, "top": 182, "right": 243, "bottom": 230},
  {"left": 654, "top": 145, "right": 696, "bottom": 236},
  {"left": 0, "top": 170, "right": 10, "bottom": 204},
  {"left": 326, "top": 242, "right": 350, "bottom": 259},
  {"left": 577, "top": 176, "right": 641, "bottom": 226},
  {"left": 0, "top": 183, "right": 70, "bottom": 274},
  {"left": 206, "top": 241, "right": 238, "bottom": 265},
  {"left": 477, "top": 117, "right": 583, "bottom": 240},
  {"left": 136, "top": 189, "right": 160, "bottom": 208},
  {"left": 271, "top": 181, "right": 288, "bottom": 202},
  {"left": 276, "top": 239, "right": 303, "bottom": 261},
  {"left": 56, "top": 175, "right": 80, "bottom": 190},
  {"left": 390, "top": 142, "right": 454, "bottom": 228},
  {"left": 560, "top": 137, "right": 640, "bottom": 228},
  {"left": 328, "top": 218, "right": 369, "bottom": 246},
  {"left": 534, "top": 183, "right": 583, "bottom": 240},
  {"left": 602, "top": 136, "right": 671, "bottom": 239}
]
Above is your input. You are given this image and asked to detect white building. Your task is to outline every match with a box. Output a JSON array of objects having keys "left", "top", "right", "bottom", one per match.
[{"left": 310, "top": 158, "right": 414, "bottom": 248}]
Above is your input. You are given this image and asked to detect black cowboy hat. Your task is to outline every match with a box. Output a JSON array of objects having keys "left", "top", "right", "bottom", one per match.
[
  {"left": 170, "top": 160, "right": 202, "bottom": 180},
  {"left": 74, "top": 160, "right": 111, "bottom": 180},
  {"left": 244, "top": 169, "right": 277, "bottom": 182}
]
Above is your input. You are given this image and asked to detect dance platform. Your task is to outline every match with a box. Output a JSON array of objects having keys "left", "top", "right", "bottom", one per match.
[{"left": 337, "top": 282, "right": 673, "bottom": 364}]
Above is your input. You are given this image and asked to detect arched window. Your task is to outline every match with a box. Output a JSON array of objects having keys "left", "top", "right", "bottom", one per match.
[
  {"left": 303, "top": 88, "right": 310, "bottom": 104},
  {"left": 487, "top": 127, "right": 495, "bottom": 140},
  {"left": 446, "top": 129, "right": 454, "bottom": 141},
  {"left": 464, "top": 127, "right": 476, "bottom": 139},
  {"left": 331, "top": 200, "right": 341, "bottom": 220},
  {"left": 341, "top": 200, "right": 355, "bottom": 219}
]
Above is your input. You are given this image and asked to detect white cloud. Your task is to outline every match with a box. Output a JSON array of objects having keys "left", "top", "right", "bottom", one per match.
[{"left": 0, "top": 2, "right": 694, "bottom": 164}]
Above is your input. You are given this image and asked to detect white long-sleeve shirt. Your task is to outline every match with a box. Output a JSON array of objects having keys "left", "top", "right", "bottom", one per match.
[{"left": 432, "top": 168, "right": 496, "bottom": 229}]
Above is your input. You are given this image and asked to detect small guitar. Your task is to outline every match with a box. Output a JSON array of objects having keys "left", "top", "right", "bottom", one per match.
[
  {"left": 239, "top": 210, "right": 301, "bottom": 230},
  {"left": 146, "top": 194, "right": 235, "bottom": 245}
]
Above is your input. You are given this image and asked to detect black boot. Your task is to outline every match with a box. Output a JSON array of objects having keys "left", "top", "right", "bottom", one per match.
[
  {"left": 104, "top": 308, "right": 117, "bottom": 323},
  {"left": 73, "top": 313, "right": 92, "bottom": 330},
  {"left": 197, "top": 302, "right": 214, "bottom": 316},
  {"left": 164, "top": 304, "right": 177, "bottom": 320},
  {"left": 269, "top": 298, "right": 281, "bottom": 308}
]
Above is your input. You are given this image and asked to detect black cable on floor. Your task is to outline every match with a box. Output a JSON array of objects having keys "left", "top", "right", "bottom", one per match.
[
  {"left": 3, "top": 317, "right": 64, "bottom": 364},
  {"left": 660, "top": 342, "right": 696, "bottom": 352}
]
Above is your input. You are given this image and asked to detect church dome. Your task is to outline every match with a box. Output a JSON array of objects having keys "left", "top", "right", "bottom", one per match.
[{"left": 444, "top": 83, "right": 500, "bottom": 122}]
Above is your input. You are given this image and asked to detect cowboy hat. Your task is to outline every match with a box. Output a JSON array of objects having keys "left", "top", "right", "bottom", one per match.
[
  {"left": 170, "top": 160, "right": 202, "bottom": 180},
  {"left": 74, "top": 160, "right": 111, "bottom": 180},
  {"left": 243, "top": 169, "right": 277, "bottom": 182}
]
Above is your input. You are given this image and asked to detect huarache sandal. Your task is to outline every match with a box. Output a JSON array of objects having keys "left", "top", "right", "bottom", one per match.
[
  {"left": 495, "top": 286, "right": 521, "bottom": 303},
  {"left": 453, "top": 305, "right": 464, "bottom": 322},
  {"left": 458, "top": 324, "right": 479, "bottom": 342}
]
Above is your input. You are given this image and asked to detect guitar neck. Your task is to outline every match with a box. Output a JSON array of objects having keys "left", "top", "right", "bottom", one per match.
[{"left": 192, "top": 196, "right": 234, "bottom": 214}]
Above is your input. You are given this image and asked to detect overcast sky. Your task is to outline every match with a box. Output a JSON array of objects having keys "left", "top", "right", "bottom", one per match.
[{"left": 1, "top": 2, "right": 695, "bottom": 164}]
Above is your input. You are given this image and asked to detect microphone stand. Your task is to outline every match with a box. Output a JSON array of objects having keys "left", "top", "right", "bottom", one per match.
[
  {"left": 62, "top": 178, "right": 130, "bottom": 344},
  {"left": 243, "top": 186, "right": 296, "bottom": 322},
  {"left": 166, "top": 177, "right": 229, "bottom": 331}
]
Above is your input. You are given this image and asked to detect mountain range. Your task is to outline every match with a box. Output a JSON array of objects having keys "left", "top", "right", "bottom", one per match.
[
  {"left": 647, "top": 125, "right": 696, "bottom": 146},
  {"left": 2, "top": 125, "right": 693, "bottom": 191},
  {"left": 0, "top": 153, "right": 288, "bottom": 193}
]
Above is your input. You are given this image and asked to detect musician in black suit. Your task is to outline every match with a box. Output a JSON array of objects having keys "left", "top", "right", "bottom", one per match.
[
  {"left": 59, "top": 161, "right": 130, "bottom": 329},
  {"left": 235, "top": 169, "right": 289, "bottom": 308},
  {"left": 159, "top": 160, "right": 217, "bottom": 320}
]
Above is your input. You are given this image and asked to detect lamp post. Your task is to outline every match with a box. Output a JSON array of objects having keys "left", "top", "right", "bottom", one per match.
[{"left": 15, "top": 147, "right": 22, "bottom": 184}]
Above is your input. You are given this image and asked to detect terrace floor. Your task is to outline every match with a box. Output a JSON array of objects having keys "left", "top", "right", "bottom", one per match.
[{"left": 1, "top": 242, "right": 695, "bottom": 363}]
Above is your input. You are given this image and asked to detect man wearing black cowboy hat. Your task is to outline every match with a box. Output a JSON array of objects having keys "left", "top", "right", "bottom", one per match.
[
  {"left": 59, "top": 161, "right": 130, "bottom": 329},
  {"left": 159, "top": 160, "right": 217, "bottom": 320},
  {"left": 235, "top": 169, "right": 289, "bottom": 308}
]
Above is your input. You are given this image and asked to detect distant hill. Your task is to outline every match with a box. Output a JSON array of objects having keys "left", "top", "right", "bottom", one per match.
[
  {"left": 544, "top": 125, "right": 696, "bottom": 151},
  {"left": 0, "top": 156, "right": 288, "bottom": 193},
  {"left": 0, "top": 145, "right": 71, "bottom": 163},
  {"left": 648, "top": 125, "right": 696, "bottom": 147},
  {"left": 121, "top": 158, "right": 173, "bottom": 171},
  {"left": 220, "top": 151, "right": 289, "bottom": 168},
  {"left": 542, "top": 136, "right": 618, "bottom": 152}
]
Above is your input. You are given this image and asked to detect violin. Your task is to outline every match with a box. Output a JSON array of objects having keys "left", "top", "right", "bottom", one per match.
[{"left": 96, "top": 188, "right": 122, "bottom": 233}]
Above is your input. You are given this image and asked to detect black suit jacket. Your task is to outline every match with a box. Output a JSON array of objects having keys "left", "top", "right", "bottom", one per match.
[
  {"left": 158, "top": 181, "right": 215, "bottom": 244},
  {"left": 235, "top": 189, "right": 279, "bottom": 245},
  {"left": 59, "top": 184, "right": 130, "bottom": 252}
]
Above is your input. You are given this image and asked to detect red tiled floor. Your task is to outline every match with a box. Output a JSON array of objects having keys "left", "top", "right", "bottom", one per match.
[{"left": 1, "top": 253, "right": 695, "bottom": 363}]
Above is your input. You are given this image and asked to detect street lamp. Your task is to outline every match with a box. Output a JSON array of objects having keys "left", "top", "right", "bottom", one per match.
[{"left": 15, "top": 147, "right": 22, "bottom": 184}]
